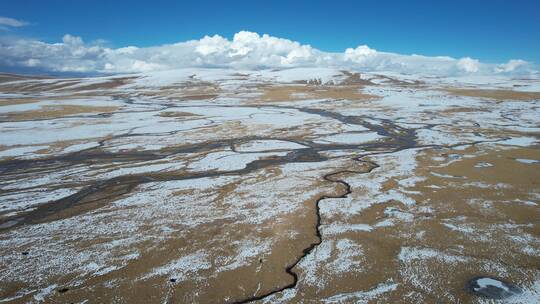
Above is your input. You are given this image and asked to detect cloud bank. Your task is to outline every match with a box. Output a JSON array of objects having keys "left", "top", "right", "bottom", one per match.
[{"left": 0, "top": 30, "right": 536, "bottom": 76}]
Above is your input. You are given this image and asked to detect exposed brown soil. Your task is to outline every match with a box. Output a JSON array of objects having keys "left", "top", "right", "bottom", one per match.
[
  {"left": 259, "top": 85, "right": 377, "bottom": 102},
  {"left": 64, "top": 77, "right": 138, "bottom": 91},
  {"left": 0, "top": 98, "right": 39, "bottom": 107},
  {"left": 4, "top": 104, "right": 119, "bottom": 121},
  {"left": 0, "top": 73, "right": 53, "bottom": 83},
  {"left": 446, "top": 88, "right": 540, "bottom": 101}
]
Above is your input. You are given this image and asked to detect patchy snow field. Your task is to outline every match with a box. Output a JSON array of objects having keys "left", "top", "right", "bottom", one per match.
[{"left": 0, "top": 68, "right": 539, "bottom": 303}]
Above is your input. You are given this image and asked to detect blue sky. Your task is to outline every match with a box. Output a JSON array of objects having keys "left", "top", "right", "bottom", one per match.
[{"left": 1, "top": 0, "right": 539, "bottom": 64}]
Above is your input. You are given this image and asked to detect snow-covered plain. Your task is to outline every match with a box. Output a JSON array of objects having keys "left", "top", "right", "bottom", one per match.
[{"left": 0, "top": 67, "right": 539, "bottom": 303}]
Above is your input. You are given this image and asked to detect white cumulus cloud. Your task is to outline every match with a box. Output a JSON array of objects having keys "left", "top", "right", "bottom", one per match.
[
  {"left": 457, "top": 57, "right": 480, "bottom": 73},
  {"left": 0, "top": 30, "right": 536, "bottom": 76},
  {"left": 496, "top": 59, "right": 530, "bottom": 73}
]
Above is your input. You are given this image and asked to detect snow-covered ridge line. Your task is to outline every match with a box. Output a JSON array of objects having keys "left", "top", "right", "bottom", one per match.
[
  {"left": 0, "top": 31, "right": 536, "bottom": 76},
  {"left": 4, "top": 67, "right": 539, "bottom": 95}
]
